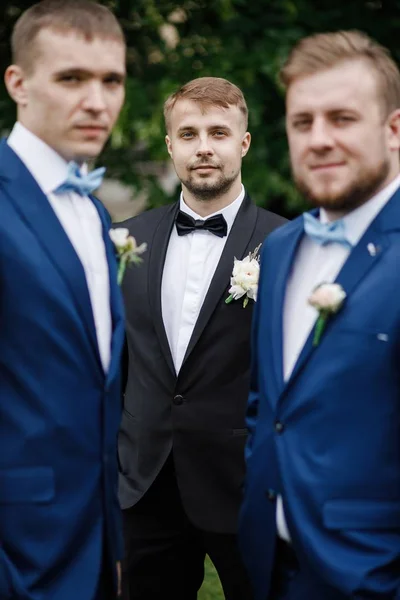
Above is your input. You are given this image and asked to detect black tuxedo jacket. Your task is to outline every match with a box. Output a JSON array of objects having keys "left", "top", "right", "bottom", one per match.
[{"left": 118, "top": 193, "right": 286, "bottom": 532}]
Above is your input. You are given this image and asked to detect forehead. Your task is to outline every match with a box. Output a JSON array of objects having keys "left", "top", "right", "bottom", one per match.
[
  {"left": 32, "top": 28, "right": 126, "bottom": 75},
  {"left": 286, "top": 59, "right": 380, "bottom": 116},
  {"left": 169, "top": 99, "right": 244, "bottom": 131}
]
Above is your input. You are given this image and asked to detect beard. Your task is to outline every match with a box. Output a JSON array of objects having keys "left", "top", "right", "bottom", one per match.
[
  {"left": 181, "top": 166, "right": 240, "bottom": 201},
  {"left": 294, "top": 158, "right": 391, "bottom": 214}
]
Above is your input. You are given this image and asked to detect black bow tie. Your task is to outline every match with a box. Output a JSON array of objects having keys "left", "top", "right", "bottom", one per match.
[{"left": 175, "top": 210, "right": 227, "bottom": 238}]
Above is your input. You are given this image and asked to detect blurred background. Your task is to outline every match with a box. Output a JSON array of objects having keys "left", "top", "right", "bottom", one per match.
[
  {"left": 1, "top": 1, "right": 399, "bottom": 596},
  {"left": 1, "top": 0, "right": 400, "bottom": 223}
]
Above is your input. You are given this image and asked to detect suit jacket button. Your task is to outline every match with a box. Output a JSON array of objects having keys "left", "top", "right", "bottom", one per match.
[
  {"left": 266, "top": 488, "right": 276, "bottom": 501},
  {"left": 275, "top": 421, "right": 284, "bottom": 434},
  {"left": 173, "top": 394, "right": 184, "bottom": 406}
]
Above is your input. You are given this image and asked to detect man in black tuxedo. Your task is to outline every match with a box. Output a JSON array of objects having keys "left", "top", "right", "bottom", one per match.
[{"left": 118, "top": 76, "right": 286, "bottom": 600}]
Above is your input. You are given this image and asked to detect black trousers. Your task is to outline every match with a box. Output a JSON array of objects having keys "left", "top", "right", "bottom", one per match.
[
  {"left": 95, "top": 539, "right": 117, "bottom": 600},
  {"left": 268, "top": 538, "right": 300, "bottom": 600},
  {"left": 121, "top": 455, "right": 253, "bottom": 600}
]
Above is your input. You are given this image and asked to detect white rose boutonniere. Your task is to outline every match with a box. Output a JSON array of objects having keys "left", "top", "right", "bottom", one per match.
[
  {"left": 308, "top": 282, "right": 346, "bottom": 346},
  {"left": 109, "top": 227, "right": 147, "bottom": 285},
  {"left": 225, "top": 244, "right": 261, "bottom": 308}
]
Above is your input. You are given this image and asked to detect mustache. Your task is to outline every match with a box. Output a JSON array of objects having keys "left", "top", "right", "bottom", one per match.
[
  {"left": 309, "top": 161, "right": 345, "bottom": 168},
  {"left": 73, "top": 121, "right": 108, "bottom": 129},
  {"left": 189, "top": 159, "right": 221, "bottom": 170}
]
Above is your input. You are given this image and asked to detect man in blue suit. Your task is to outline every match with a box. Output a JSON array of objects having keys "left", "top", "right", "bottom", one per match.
[
  {"left": 239, "top": 30, "right": 400, "bottom": 600},
  {"left": 0, "top": 1, "right": 126, "bottom": 598}
]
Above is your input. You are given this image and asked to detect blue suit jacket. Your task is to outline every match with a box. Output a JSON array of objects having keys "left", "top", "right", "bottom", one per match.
[
  {"left": 239, "top": 191, "right": 400, "bottom": 600},
  {"left": 0, "top": 140, "right": 125, "bottom": 600}
]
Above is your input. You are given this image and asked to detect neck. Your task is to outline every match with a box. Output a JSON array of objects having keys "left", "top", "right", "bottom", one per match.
[
  {"left": 324, "top": 209, "right": 347, "bottom": 222},
  {"left": 181, "top": 178, "right": 242, "bottom": 217}
]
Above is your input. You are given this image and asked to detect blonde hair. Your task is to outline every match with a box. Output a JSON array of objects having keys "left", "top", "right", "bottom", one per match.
[
  {"left": 164, "top": 77, "right": 248, "bottom": 131},
  {"left": 12, "top": 0, "right": 125, "bottom": 73},
  {"left": 280, "top": 30, "right": 400, "bottom": 117}
]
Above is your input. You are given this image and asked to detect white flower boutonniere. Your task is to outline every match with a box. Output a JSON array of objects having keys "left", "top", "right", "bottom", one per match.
[
  {"left": 109, "top": 228, "right": 147, "bottom": 285},
  {"left": 308, "top": 282, "right": 346, "bottom": 346},
  {"left": 225, "top": 244, "right": 261, "bottom": 308}
]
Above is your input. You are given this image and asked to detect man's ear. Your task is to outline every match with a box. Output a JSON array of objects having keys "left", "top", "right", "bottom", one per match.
[
  {"left": 387, "top": 108, "right": 400, "bottom": 151},
  {"left": 165, "top": 134, "right": 173, "bottom": 159},
  {"left": 241, "top": 131, "right": 251, "bottom": 157},
  {"left": 4, "top": 65, "right": 29, "bottom": 106}
]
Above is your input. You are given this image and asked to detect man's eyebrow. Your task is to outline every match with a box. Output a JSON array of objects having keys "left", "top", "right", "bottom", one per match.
[
  {"left": 208, "top": 124, "right": 232, "bottom": 131},
  {"left": 288, "top": 111, "right": 312, "bottom": 119},
  {"left": 53, "top": 68, "right": 126, "bottom": 80},
  {"left": 176, "top": 124, "right": 232, "bottom": 133},
  {"left": 289, "top": 107, "right": 359, "bottom": 119},
  {"left": 177, "top": 125, "right": 197, "bottom": 133}
]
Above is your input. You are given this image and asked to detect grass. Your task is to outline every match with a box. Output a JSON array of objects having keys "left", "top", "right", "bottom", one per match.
[{"left": 198, "top": 555, "right": 224, "bottom": 600}]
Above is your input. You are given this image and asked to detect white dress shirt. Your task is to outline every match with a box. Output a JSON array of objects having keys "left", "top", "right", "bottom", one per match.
[
  {"left": 7, "top": 122, "right": 112, "bottom": 372},
  {"left": 161, "top": 186, "right": 245, "bottom": 374},
  {"left": 278, "top": 174, "right": 400, "bottom": 542}
]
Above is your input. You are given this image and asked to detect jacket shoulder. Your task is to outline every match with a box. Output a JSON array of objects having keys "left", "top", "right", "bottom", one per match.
[
  {"left": 114, "top": 203, "right": 176, "bottom": 235},
  {"left": 254, "top": 205, "right": 287, "bottom": 235},
  {"left": 263, "top": 213, "right": 303, "bottom": 249}
]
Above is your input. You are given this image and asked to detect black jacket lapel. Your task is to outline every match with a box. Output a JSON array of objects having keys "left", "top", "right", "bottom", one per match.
[
  {"left": 181, "top": 194, "right": 258, "bottom": 367},
  {"left": 147, "top": 202, "right": 180, "bottom": 376}
]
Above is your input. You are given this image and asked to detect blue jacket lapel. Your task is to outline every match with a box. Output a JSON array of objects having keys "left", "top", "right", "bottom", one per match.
[
  {"left": 0, "top": 140, "right": 103, "bottom": 374},
  {"left": 281, "top": 193, "right": 400, "bottom": 399},
  {"left": 91, "top": 196, "right": 125, "bottom": 383},
  {"left": 270, "top": 216, "right": 305, "bottom": 400}
]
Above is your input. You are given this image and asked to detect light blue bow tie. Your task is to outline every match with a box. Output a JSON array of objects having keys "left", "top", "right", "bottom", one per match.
[
  {"left": 303, "top": 212, "right": 353, "bottom": 249},
  {"left": 54, "top": 161, "right": 106, "bottom": 196}
]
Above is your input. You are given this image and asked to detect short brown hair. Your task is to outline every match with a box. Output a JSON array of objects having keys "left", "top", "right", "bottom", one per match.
[
  {"left": 164, "top": 77, "right": 248, "bottom": 131},
  {"left": 12, "top": 0, "right": 125, "bottom": 73},
  {"left": 280, "top": 30, "right": 400, "bottom": 118}
]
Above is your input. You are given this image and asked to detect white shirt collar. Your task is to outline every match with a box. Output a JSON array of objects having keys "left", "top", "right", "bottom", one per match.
[
  {"left": 7, "top": 122, "right": 72, "bottom": 195},
  {"left": 179, "top": 184, "right": 245, "bottom": 235},
  {"left": 320, "top": 174, "right": 400, "bottom": 246}
]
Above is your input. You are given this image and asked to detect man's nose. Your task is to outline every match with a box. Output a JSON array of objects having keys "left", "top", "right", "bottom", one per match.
[
  {"left": 82, "top": 82, "right": 107, "bottom": 112},
  {"left": 309, "top": 118, "right": 334, "bottom": 151},
  {"left": 196, "top": 134, "right": 213, "bottom": 156}
]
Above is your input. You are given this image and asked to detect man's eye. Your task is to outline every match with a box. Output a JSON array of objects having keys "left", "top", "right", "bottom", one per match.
[
  {"left": 293, "top": 120, "right": 311, "bottom": 131},
  {"left": 104, "top": 77, "right": 123, "bottom": 86},
  {"left": 334, "top": 115, "right": 355, "bottom": 125},
  {"left": 213, "top": 131, "right": 226, "bottom": 137},
  {"left": 59, "top": 75, "right": 80, "bottom": 83},
  {"left": 181, "top": 132, "right": 194, "bottom": 139}
]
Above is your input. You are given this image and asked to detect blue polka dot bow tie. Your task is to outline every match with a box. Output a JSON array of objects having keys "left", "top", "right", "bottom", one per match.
[
  {"left": 303, "top": 212, "right": 353, "bottom": 249},
  {"left": 54, "top": 161, "right": 106, "bottom": 196}
]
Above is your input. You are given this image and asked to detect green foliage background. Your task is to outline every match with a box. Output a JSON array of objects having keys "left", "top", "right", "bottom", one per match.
[
  {"left": 1, "top": 0, "right": 400, "bottom": 218},
  {"left": 1, "top": 1, "right": 399, "bottom": 596},
  {"left": 0, "top": 0, "right": 400, "bottom": 217}
]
